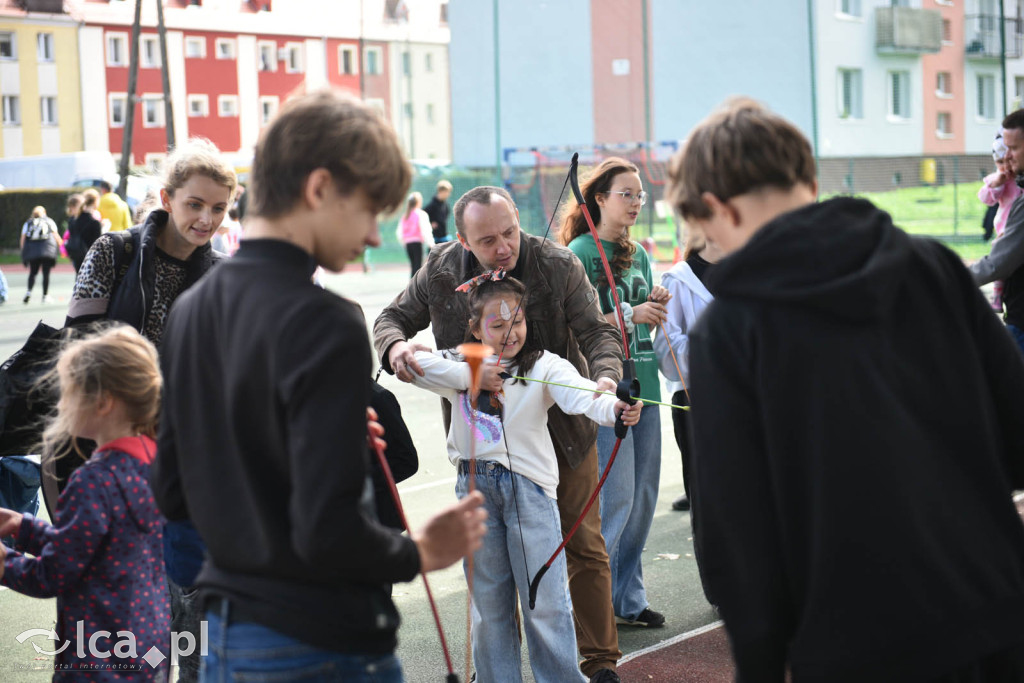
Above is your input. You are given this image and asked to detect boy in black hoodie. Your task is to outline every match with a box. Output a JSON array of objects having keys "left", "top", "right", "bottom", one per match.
[
  {"left": 669, "top": 98, "right": 1024, "bottom": 682},
  {"left": 151, "top": 91, "right": 487, "bottom": 682}
]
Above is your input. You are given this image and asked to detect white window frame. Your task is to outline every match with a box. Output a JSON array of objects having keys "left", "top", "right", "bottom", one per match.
[
  {"left": 364, "top": 46, "right": 382, "bottom": 75},
  {"left": 426, "top": 102, "right": 435, "bottom": 125},
  {"left": 936, "top": 111, "right": 953, "bottom": 139},
  {"left": 936, "top": 71, "right": 953, "bottom": 98},
  {"left": 942, "top": 18, "right": 953, "bottom": 44},
  {"left": 425, "top": 52, "right": 433, "bottom": 73},
  {"left": 215, "top": 38, "right": 236, "bottom": 60},
  {"left": 37, "top": 32, "right": 54, "bottom": 62},
  {"left": 887, "top": 70, "right": 911, "bottom": 120},
  {"left": 401, "top": 51, "right": 411, "bottom": 77},
  {"left": 187, "top": 94, "right": 209, "bottom": 118},
  {"left": 108, "top": 93, "right": 127, "bottom": 128},
  {"left": 837, "top": 0, "right": 861, "bottom": 18},
  {"left": 0, "top": 32, "right": 17, "bottom": 61},
  {"left": 284, "top": 42, "right": 303, "bottom": 73},
  {"left": 338, "top": 45, "right": 357, "bottom": 75},
  {"left": 2, "top": 95, "right": 20, "bottom": 125},
  {"left": 258, "top": 40, "right": 277, "bottom": 72},
  {"left": 1016, "top": 76, "right": 1024, "bottom": 110},
  {"left": 218, "top": 95, "right": 239, "bottom": 117},
  {"left": 40, "top": 96, "right": 57, "bottom": 126},
  {"left": 977, "top": 73, "right": 997, "bottom": 121},
  {"left": 259, "top": 95, "right": 279, "bottom": 125},
  {"left": 837, "top": 67, "right": 863, "bottom": 120},
  {"left": 140, "top": 35, "right": 161, "bottom": 68},
  {"left": 142, "top": 95, "right": 165, "bottom": 128},
  {"left": 184, "top": 36, "right": 206, "bottom": 59},
  {"left": 107, "top": 32, "right": 128, "bottom": 67}
]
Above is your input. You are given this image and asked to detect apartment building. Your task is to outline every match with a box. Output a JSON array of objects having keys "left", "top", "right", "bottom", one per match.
[
  {"left": 450, "top": 0, "right": 1024, "bottom": 181},
  {"left": 0, "top": 0, "right": 83, "bottom": 157},
  {"left": 0, "top": 0, "right": 450, "bottom": 166}
]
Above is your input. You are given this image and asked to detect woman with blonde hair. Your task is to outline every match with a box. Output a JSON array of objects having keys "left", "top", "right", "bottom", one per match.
[
  {"left": 66, "top": 137, "right": 237, "bottom": 347},
  {"left": 19, "top": 205, "right": 62, "bottom": 304},
  {"left": 559, "top": 156, "right": 671, "bottom": 629}
]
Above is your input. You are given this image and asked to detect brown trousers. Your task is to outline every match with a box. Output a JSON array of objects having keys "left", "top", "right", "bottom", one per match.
[{"left": 557, "top": 442, "right": 621, "bottom": 676}]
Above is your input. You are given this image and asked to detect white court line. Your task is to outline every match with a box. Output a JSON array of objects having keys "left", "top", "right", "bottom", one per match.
[
  {"left": 618, "top": 620, "right": 724, "bottom": 665},
  {"left": 398, "top": 476, "right": 457, "bottom": 495}
]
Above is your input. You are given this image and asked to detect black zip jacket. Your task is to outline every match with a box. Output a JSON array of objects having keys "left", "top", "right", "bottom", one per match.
[
  {"left": 151, "top": 239, "right": 419, "bottom": 655},
  {"left": 690, "top": 197, "right": 1024, "bottom": 682}
]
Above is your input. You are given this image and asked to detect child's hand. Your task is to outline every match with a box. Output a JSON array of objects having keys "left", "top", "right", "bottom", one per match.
[
  {"left": 615, "top": 400, "right": 642, "bottom": 426},
  {"left": 0, "top": 508, "right": 23, "bottom": 538},
  {"left": 366, "top": 407, "right": 387, "bottom": 455},
  {"left": 476, "top": 364, "right": 505, "bottom": 394}
]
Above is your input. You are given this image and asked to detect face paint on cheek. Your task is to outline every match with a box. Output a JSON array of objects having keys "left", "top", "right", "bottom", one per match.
[{"left": 499, "top": 300, "right": 512, "bottom": 321}]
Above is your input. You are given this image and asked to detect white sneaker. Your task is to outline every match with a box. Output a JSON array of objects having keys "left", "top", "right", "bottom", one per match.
[{"left": 42, "top": 295, "right": 54, "bottom": 304}]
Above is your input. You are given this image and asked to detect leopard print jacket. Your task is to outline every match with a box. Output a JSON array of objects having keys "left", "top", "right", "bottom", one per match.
[{"left": 71, "top": 233, "right": 189, "bottom": 347}]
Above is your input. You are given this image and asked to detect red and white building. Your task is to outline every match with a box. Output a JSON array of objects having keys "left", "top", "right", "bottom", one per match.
[{"left": 68, "top": 0, "right": 450, "bottom": 167}]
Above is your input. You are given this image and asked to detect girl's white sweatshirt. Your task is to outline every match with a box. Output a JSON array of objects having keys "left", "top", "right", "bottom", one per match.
[{"left": 412, "top": 349, "right": 622, "bottom": 499}]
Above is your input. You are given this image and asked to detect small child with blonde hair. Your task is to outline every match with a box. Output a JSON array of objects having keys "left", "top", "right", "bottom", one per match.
[{"left": 0, "top": 326, "right": 170, "bottom": 681}]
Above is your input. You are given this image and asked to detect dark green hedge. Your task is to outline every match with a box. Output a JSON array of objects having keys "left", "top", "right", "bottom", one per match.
[{"left": 0, "top": 189, "right": 76, "bottom": 251}]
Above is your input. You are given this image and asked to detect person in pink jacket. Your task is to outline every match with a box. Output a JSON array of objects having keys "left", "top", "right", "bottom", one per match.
[
  {"left": 978, "top": 133, "right": 1022, "bottom": 311},
  {"left": 398, "top": 191, "right": 434, "bottom": 277}
]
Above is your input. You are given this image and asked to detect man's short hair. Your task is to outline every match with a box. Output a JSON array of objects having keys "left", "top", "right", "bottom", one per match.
[
  {"left": 98, "top": 180, "right": 112, "bottom": 193},
  {"left": 668, "top": 98, "right": 816, "bottom": 220},
  {"left": 436, "top": 180, "right": 453, "bottom": 193},
  {"left": 1003, "top": 109, "right": 1024, "bottom": 132},
  {"left": 249, "top": 90, "right": 411, "bottom": 219},
  {"left": 453, "top": 186, "right": 516, "bottom": 236}
]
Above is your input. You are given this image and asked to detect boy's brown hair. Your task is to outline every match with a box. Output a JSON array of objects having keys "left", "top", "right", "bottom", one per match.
[
  {"left": 250, "top": 90, "right": 411, "bottom": 219},
  {"left": 668, "top": 98, "right": 816, "bottom": 220}
]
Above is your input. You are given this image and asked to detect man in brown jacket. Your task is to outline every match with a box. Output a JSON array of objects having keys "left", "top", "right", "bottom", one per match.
[{"left": 374, "top": 186, "right": 625, "bottom": 683}]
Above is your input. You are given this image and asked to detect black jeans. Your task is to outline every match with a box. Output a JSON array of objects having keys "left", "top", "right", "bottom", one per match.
[
  {"left": 670, "top": 389, "right": 692, "bottom": 501},
  {"left": 405, "top": 242, "right": 423, "bottom": 277},
  {"left": 27, "top": 258, "right": 54, "bottom": 295}
]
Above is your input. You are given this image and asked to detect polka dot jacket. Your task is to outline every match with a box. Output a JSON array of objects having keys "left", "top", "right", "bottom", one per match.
[{"left": 2, "top": 436, "right": 171, "bottom": 681}]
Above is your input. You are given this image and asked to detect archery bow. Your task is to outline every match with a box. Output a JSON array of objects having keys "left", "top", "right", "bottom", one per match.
[
  {"left": 527, "top": 153, "right": 639, "bottom": 609},
  {"left": 368, "top": 425, "right": 460, "bottom": 683}
]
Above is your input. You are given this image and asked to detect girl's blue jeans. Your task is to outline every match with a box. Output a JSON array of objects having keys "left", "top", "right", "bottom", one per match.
[{"left": 456, "top": 460, "right": 586, "bottom": 683}]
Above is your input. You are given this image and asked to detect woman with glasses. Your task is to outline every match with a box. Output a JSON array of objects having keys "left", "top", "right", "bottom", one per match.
[{"left": 558, "top": 157, "right": 671, "bottom": 630}]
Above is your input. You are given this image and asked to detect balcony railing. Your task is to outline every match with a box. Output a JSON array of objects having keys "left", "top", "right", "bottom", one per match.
[
  {"left": 964, "top": 15, "right": 1024, "bottom": 59},
  {"left": 876, "top": 6, "right": 943, "bottom": 54}
]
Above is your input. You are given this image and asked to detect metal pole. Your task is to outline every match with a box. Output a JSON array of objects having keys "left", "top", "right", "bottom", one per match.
[
  {"left": 359, "top": 0, "right": 365, "bottom": 99},
  {"left": 953, "top": 157, "right": 960, "bottom": 236},
  {"left": 806, "top": 0, "right": 820, "bottom": 159},
  {"left": 405, "top": 34, "right": 414, "bottom": 158},
  {"left": 155, "top": 0, "right": 175, "bottom": 150},
  {"left": 1001, "top": 0, "right": 1008, "bottom": 117},
  {"left": 493, "top": 0, "right": 501, "bottom": 185},
  {"left": 117, "top": 0, "right": 143, "bottom": 199},
  {"left": 641, "top": 0, "right": 653, "bottom": 240}
]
